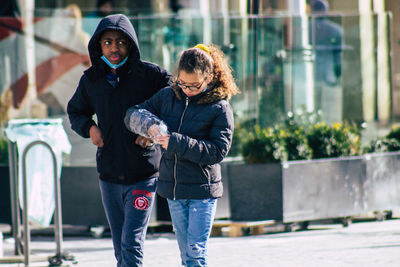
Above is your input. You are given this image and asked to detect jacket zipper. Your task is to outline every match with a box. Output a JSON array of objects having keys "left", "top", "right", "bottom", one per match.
[{"left": 173, "top": 97, "right": 189, "bottom": 200}]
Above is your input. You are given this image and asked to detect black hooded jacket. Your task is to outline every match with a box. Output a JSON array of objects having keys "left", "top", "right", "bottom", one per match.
[{"left": 67, "top": 14, "right": 172, "bottom": 184}]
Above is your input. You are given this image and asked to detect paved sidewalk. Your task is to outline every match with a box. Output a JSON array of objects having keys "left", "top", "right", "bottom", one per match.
[{"left": 1, "top": 219, "right": 400, "bottom": 266}]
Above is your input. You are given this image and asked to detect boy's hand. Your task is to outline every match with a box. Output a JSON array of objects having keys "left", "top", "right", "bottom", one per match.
[
  {"left": 135, "top": 136, "right": 153, "bottom": 148},
  {"left": 89, "top": 125, "right": 104, "bottom": 147}
]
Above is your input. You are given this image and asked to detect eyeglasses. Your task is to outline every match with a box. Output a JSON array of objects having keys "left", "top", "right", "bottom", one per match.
[{"left": 174, "top": 77, "right": 205, "bottom": 92}]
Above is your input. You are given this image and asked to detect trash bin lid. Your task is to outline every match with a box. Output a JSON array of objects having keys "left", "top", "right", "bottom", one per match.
[{"left": 4, "top": 118, "right": 71, "bottom": 154}]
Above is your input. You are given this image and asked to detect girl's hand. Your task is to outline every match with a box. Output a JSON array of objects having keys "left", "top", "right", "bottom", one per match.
[
  {"left": 155, "top": 135, "right": 170, "bottom": 150},
  {"left": 148, "top": 124, "right": 168, "bottom": 142}
]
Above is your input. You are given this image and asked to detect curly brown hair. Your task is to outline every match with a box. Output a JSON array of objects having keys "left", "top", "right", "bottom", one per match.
[
  {"left": 176, "top": 44, "right": 240, "bottom": 100},
  {"left": 208, "top": 44, "right": 240, "bottom": 100}
]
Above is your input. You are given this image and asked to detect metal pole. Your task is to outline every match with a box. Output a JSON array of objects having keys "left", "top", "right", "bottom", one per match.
[
  {"left": 21, "top": 140, "right": 62, "bottom": 266},
  {"left": 359, "top": 0, "right": 376, "bottom": 122},
  {"left": 287, "top": 0, "right": 314, "bottom": 113},
  {"left": 374, "top": 0, "right": 391, "bottom": 123},
  {"left": 220, "top": 0, "right": 230, "bottom": 46},
  {"left": 52, "top": 148, "right": 63, "bottom": 257},
  {"left": 21, "top": 145, "right": 30, "bottom": 266},
  {"left": 200, "top": 0, "right": 212, "bottom": 44},
  {"left": 17, "top": 0, "right": 37, "bottom": 117},
  {"left": 7, "top": 141, "right": 22, "bottom": 256}
]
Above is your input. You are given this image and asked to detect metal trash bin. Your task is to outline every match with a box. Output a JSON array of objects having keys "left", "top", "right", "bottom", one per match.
[{"left": 2, "top": 118, "right": 74, "bottom": 266}]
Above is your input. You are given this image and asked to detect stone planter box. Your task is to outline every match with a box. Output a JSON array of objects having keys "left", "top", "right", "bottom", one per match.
[
  {"left": 227, "top": 156, "right": 367, "bottom": 223},
  {"left": 363, "top": 151, "right": 400, "bottom": 213},
  {"left": 226, "top": 162, "right": 283, "bottom": 221},
  {"left": 281, "top": 156, "right": 366, "bottom": 223}
]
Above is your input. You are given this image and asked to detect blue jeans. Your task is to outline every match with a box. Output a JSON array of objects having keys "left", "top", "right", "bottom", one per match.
[
  {"left": 99, "top": 178, "right": 156, "bottom": 267},
  {"left": 167, "top": 198, "right": 217, "bottom": 267}
]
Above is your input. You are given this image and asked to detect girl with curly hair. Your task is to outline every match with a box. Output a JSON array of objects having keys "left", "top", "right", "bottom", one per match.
[{"left": 125, "top": 44, "right": 239, "bottom": 266}]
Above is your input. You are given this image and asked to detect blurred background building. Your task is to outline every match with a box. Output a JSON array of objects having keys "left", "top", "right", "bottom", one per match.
[{"left": 0, "top": 0, "right": 397, "bottom": 165}]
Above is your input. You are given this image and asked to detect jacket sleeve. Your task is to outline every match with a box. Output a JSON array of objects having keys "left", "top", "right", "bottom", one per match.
[
  {"left": 152, "top": 65, "right": 173, "bottom": 93},
  {"left": 124, "top": 89, "right": 167, "bottom": 137},
  {"left": 168, "top": 102, "right": 234, "bottom": 165},
  {"left": 67, "top": 76, "right": 96, "bottom": 138}
]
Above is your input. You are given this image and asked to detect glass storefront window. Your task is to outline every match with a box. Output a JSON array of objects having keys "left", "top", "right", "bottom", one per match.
[{"left": 0, "top": 12, "right": 392, "bottom": 164}]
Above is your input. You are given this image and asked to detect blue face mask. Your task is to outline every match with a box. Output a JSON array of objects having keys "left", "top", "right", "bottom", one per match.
[{"left": 101, "top": 55, "right": 128, "bottom": 69}]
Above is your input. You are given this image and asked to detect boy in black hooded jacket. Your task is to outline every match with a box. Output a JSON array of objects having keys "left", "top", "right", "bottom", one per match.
[{"left": 67, "top": 14, "right": 171, "bottom": 266}]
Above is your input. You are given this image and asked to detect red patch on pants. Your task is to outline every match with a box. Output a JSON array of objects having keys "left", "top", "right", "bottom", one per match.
[
  {"left": 132, "top": 190, "right": 152, "bottom": 210},
  {"left": 133, "top": 196, "right": 150, "bottom": 210}
]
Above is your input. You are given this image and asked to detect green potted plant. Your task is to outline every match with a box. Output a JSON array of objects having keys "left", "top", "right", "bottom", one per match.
[
  {"left": 242, "top": 125, "right": 283, "bottom": 163},
  {"left": 306, "top": 122, "right": 361, "bottom": 159},
  {"left": 365, "top": 126, "right": 400, "bottom": 153}
]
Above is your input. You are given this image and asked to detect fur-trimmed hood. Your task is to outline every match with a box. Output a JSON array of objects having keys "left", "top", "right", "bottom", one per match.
[{"left": 171, "top": 84, "right": 231, "bottom": 104}]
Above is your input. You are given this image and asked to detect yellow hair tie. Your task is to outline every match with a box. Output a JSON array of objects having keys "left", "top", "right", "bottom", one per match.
[{"left": 194, "top": 44, "right": 210, "bottom": 54}]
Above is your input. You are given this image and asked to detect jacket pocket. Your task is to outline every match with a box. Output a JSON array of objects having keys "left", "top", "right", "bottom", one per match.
[
  {"left": 96, "top": 146, "right": 113, "bottom": 174},
  {"left": 198, "top": 164, "right": 210, "bottom": 183}
]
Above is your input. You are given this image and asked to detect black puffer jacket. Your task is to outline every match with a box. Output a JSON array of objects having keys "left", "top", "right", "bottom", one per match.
[
  {"left": 125, "top": 85, "right": 234, "bottom": 199},
  {"left": 67, "top": 14, "right": 172, "bottom": 184}
]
